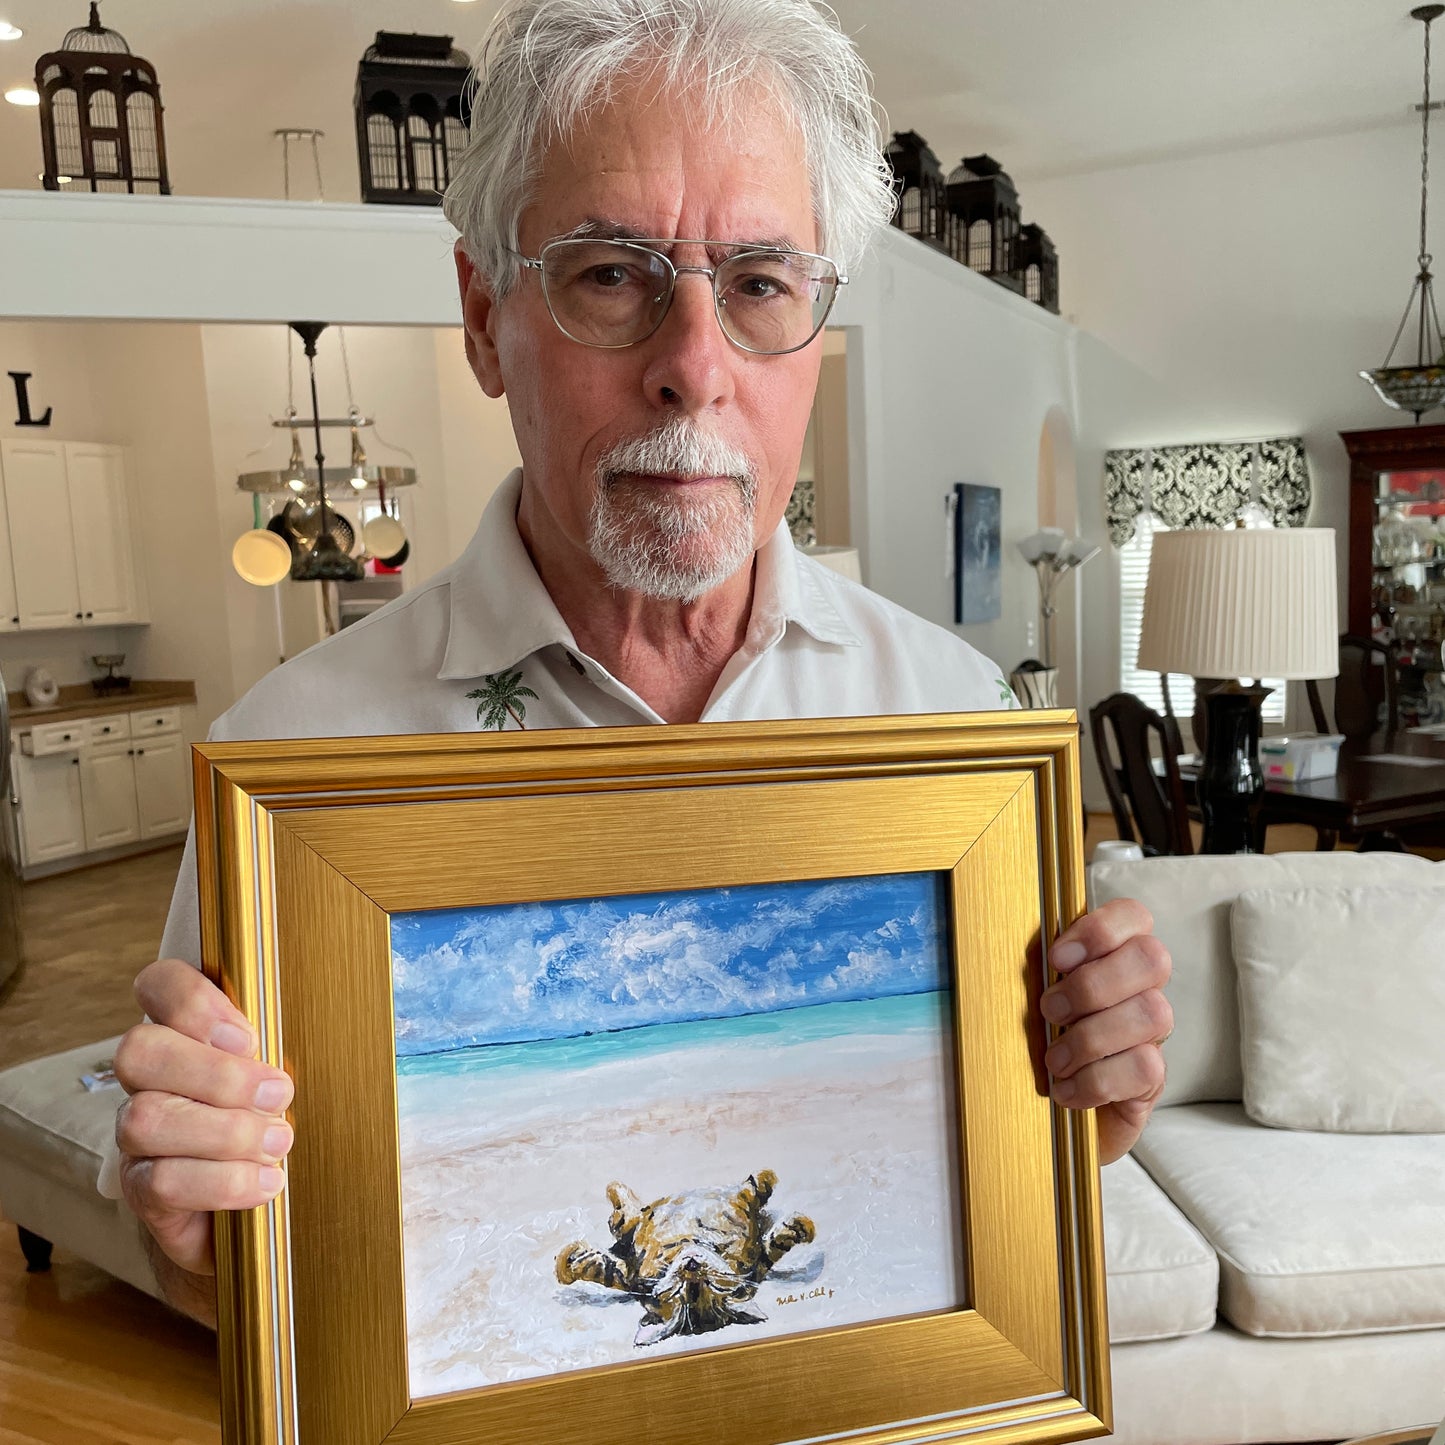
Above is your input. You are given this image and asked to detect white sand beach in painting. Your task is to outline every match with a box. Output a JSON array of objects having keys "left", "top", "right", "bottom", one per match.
[{"left": 396, "top": 994, "right": 964, "bottom": 1399}]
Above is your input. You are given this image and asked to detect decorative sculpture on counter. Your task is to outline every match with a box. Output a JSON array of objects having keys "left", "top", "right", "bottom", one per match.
[
  {"left": 355, "top": 32, "right": 471, "bottom": 206},
  {"left": 35, "top": 1, "right": 169, "bottom": 194}
]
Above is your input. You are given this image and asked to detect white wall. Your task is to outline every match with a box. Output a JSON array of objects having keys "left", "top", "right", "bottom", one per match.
[
  {"left": 1028, "top": 122, "right": 1425, "bottom": 738},
  {"left": 85, "top": 323, "right": 234, "bottom": 731},
  {"left": 835, "top": 227, "right": 1081, "bottom": 693}
]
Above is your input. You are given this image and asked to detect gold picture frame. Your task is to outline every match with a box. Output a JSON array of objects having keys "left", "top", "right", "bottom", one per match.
[{"left": 194, "top": 710, "right": 1109, "bottom": 1445}]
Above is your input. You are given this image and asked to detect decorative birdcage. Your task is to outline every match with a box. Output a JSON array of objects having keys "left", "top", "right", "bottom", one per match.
[
  {"left": 883, "top": 131, "right": 948, "bottom": 251},
  {"left": 945, "top": 155, "right": 1020, "bottom": 289},
  {"left": 355, "top": 32, "right": 471, "bottom": 206},
  {"left": 1016, "top": 223, "right": 1059, "bottom": 313},
  {"left": 34, "top": 1, "right": 169, "bottom": 194}
]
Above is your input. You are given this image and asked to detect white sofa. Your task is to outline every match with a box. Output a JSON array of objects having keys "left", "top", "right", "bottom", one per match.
[
  {"left": 1092, "top": 851, "right": 1445, "bottom": 1445},
  {"left": 4, "top": 850, "right": 1445, "bottom": 1445}
]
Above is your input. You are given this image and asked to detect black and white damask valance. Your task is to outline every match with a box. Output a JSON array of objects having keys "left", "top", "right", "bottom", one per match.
[{"left": 1104, "top": 438, "right": 1312, "bottom": 546}]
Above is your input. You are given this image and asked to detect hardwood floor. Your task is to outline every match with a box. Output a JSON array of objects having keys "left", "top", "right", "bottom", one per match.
[
  {"left": 0, "top": 845, "right": 183, "bottom": 1067},
  {"left": 0, "top": 1225, "right": 219, "bottom": 1445}
]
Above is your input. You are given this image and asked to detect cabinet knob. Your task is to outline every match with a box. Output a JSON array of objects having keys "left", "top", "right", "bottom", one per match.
[
  {"left": 85, "top": 611, "right": 93, "bottom": 619},
  {"left": 9, "top": 617, "right": 15, "bottom": 625},
  {"left": 136, "top": 747, "right": 144, "bottom": 756},
  {"left": 71, "top": 758, "right": 79, "bottom": 767},
  {"left": 74, "top": 612, "right": 82, "bottom": 620}
]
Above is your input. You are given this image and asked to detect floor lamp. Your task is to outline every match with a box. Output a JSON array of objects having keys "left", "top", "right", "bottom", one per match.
[
  {"left": 1017, "top": 528, "right": 1101, "bottom": 668},
  {"left": 1137, "top": 528, "right": 1338, "bottom": 854}
]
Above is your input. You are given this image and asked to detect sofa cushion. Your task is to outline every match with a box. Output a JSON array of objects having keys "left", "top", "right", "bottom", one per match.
[
  {"left": 1233, "top": 886, "right": 1445, "bottom": 1132},
  {"left": 0, "top": 1035, "right": 124, "bottom": 1193},
  {"left": 1087, "top": 852, "right": 1445, "bottom": 1106},
  {"left": 1101, "top": 1152, "right": 1218, "bottom": 1342},
  {"left": 1132, "top": 1103, "right": 1445, "bottom": 1337}
]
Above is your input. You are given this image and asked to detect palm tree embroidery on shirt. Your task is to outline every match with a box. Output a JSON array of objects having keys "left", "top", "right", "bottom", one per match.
[{"left": 467, "top": 669, "right": 539, "bottom": 731}]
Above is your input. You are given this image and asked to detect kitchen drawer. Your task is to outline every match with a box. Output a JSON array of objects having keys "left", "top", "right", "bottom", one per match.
[
  {"left": 86, "top": 713, "right": 131, "bottom": 744},
  {"left": 24, "top": 719, "right": 85, "bottom": 756},
  {"left": 130, "top": 706, "right": 181, "bottom": 737}
]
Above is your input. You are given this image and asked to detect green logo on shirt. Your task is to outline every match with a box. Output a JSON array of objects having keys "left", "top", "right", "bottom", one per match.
[{"left": 467, "top": 669, "right": 539, "bottom": 731}]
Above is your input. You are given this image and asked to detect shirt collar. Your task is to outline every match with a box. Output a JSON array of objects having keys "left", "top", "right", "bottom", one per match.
[
  {"left": 438, "top": 469, "right": 578, "bottom": 680},
  {"left": 437, "top": 468, "right": 859, "bottom": 682}
]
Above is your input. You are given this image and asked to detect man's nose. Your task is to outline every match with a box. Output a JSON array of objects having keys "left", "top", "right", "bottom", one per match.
[{"left": 641, "top": 270, "right": 736, "bottom": 414}]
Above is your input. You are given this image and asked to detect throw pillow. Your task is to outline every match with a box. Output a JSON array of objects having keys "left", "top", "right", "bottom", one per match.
[{"left": 1231, "top": 885, "right": 1445, "bottom": 1132}]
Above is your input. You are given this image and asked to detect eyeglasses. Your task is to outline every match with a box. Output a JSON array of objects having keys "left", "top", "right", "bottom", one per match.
[{"left": 511, "top": 237, "right": 846, "bottom": 356}]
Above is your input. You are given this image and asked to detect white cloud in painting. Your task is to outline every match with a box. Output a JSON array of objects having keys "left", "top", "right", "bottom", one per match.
[{"left": 391, "top": 873, "right": 946, "bottom": 1054}]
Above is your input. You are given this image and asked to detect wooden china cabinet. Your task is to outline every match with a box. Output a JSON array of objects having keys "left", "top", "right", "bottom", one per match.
[{"left": 1340, "top": 424, "right": 1445, "bottom": 725}]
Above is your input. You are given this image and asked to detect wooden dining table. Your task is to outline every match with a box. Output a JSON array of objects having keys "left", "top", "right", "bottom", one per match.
[{"left": 1180, "top": 729, "right": 1445, "bottom": 849}]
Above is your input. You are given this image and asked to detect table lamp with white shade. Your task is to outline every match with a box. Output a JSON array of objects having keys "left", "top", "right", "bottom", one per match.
[{"left": 1137, "top": 527, "right": 1338, "bottom": 854}]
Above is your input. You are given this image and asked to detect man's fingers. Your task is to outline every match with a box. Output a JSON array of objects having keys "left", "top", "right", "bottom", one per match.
[
  {"left": 1049, "top": 1042, "right": 1166, "bottom": 1110},
  {"left": 1044, "top": 991, "right": 1172, "bottom": 1082},
  {"left": 117, "top": 1091, "right": 294, "bottom": 1166},
  {"left": 1049, "top": 897, "right": 1154, "bottom": 972},
  {"left": 1041, "top": 934, "right": 1171, "bottom": 1025},
  {"left": 120, "top": 1154, "right": 287, "bottom": 1217},
  {"left": 133, "top": 958, "right": 256, "bottom": 1056},
  {"left": 114, "top": 1024, "right": 293, "bottom": 1115}
]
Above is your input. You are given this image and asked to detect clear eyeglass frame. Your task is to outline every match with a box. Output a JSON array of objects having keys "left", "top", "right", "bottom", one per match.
[{"left": 510, "top": 236, "right": 848, "bottom": 356}]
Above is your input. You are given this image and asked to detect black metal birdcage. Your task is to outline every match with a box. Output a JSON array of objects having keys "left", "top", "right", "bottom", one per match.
[
  {"left": 355, "top": 32, "right": 471, "bottom": 206},
  {"left": 34, "top": 1, "right": 169, "bottom": 194}
]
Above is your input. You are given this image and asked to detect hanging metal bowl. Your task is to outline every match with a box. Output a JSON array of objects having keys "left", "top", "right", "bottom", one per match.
[
  {"left": 1359, "top": 365, "right": 1445, "bottom": 418},
  {"left": 287, "top": 501, "right": 357, "bottom": 556}
]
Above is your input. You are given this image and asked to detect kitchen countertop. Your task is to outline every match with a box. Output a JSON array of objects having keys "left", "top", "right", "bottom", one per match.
[{"left": 8, "top": 680, "right": 197, "bottom": 730}]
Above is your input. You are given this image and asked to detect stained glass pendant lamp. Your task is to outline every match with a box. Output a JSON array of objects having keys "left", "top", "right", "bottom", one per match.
[{"left": 1362, "top": 5, "right": 1445, "bottom": 418}]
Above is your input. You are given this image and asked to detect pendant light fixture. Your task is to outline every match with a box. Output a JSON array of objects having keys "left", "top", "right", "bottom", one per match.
[
  {"left": 288, "top": 322, "right": 364, "bottom": 583},
  {"left": 1361, "top": 5, "right": 1445, "bottom": 418},
  {"left": 232, "top": 128, "right": 419, "bottom": 589}
]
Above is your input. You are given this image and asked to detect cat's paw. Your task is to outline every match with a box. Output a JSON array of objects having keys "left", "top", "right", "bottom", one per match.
[{"left": 555, "top": 1242, "right": 588, "bottom": 1284}]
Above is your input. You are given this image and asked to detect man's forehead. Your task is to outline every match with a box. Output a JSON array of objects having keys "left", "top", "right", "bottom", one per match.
[{"left": 551, "top": 216, "right": 809, "bottom": 253}]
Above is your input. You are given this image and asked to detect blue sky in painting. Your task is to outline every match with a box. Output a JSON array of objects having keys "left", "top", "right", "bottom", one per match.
[{"left": 391, "top": 871, "right": 947, "bottom": 1057}]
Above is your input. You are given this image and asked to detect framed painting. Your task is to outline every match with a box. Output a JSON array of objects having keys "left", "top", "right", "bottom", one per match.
[
  {"left": 953, "top": 482, "right": 1002, "bottom": 625},
  {"left": 194, "top": 710, "right": 1109, "bottom": 1445}
]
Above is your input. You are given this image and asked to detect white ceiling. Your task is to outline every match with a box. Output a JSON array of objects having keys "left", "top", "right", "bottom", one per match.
[{"left": 0, "top": 0, "right": 1432, "bottom": 200}]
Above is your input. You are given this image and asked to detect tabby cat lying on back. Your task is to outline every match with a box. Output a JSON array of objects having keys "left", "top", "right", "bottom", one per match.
[{"left": 555, "top": 1169, "right": 817, "bottom": 1346}]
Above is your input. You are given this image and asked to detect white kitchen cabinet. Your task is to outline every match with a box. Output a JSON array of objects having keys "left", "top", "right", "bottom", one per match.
[
  {"left": 15, "top": 749, "right": 85, "bottom": 865},
  {"left": 14, "top": 703, "right": 192, "bottom": 872},
  {"left": 66, "top": 444, "right": 142, "bottom": 624},
  {"left": 0, "top": 439, "right": 146, "bottom": 630},
  {"left": 0, "top": 438, "right": 82, "bottom": 630},
  {"left": 79, "top": 739, "right": 142, "bottom": 851},
  {"left": 133, "top": 733, "right": 189, "bottom": 839},
  {"left": 0, "top": 468, "right": 19, "bottom": 633}
]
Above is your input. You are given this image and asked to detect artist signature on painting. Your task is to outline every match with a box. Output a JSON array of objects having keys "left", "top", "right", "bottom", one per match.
[{"left": 775, "top": 1286, "right": 834, "bottom": 1306}]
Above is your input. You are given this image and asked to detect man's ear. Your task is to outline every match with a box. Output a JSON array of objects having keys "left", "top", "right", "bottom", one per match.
[{"left": 454, "top": 239, "right": 506, "bottom": 399}]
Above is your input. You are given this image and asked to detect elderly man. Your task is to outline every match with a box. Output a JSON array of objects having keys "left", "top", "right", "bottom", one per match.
[{"left": 110, "top": 0, "right": 1171, "bottom": 1326}]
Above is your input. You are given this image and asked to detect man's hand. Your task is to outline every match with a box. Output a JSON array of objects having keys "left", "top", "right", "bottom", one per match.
[
  {"left": 113, "top": 959, "right": 294, "bottom": 1315},
  {"left": 1040, "top": 897, "right": 1172, "bottom": 1165}
]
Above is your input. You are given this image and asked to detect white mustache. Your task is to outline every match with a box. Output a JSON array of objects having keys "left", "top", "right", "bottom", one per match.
[{"left": 596, "top": 416, "right": 757, "bottom": 493}]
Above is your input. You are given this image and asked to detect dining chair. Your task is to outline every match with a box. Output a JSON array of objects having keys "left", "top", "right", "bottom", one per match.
[
  {"left": 1088, "top": 692, "right": 1195, "bottom": 856},
  {"left": 1305, "top": 634, "right": 1399, "bottom": 739}
]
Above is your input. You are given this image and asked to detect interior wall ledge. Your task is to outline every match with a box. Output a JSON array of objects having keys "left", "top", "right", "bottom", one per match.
[{"left": 0, "top": 190, "right": 462, "bottom": 327}]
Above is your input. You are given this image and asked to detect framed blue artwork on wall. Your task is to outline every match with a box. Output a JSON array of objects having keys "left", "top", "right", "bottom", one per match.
[{"left": 954, "top": 482, "right": 1001, "bottom": 625}]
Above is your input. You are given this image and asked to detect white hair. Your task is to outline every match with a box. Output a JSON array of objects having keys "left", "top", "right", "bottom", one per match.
[{"left": 443, "top": 0, "right": 895, "bottom": 294}]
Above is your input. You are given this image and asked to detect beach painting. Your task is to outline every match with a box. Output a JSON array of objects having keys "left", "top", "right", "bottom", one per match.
[{"left": 390, "top": 870, "right": 966, "bottom": 1399}]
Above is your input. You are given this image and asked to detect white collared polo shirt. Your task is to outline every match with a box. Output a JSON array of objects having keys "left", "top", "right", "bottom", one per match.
[
  {"left": 97, "top": 468, "right": 1018, "bottom": 1203},
  {"left": 157, "top": 468, "right": 1016, "bottom": 963}
]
